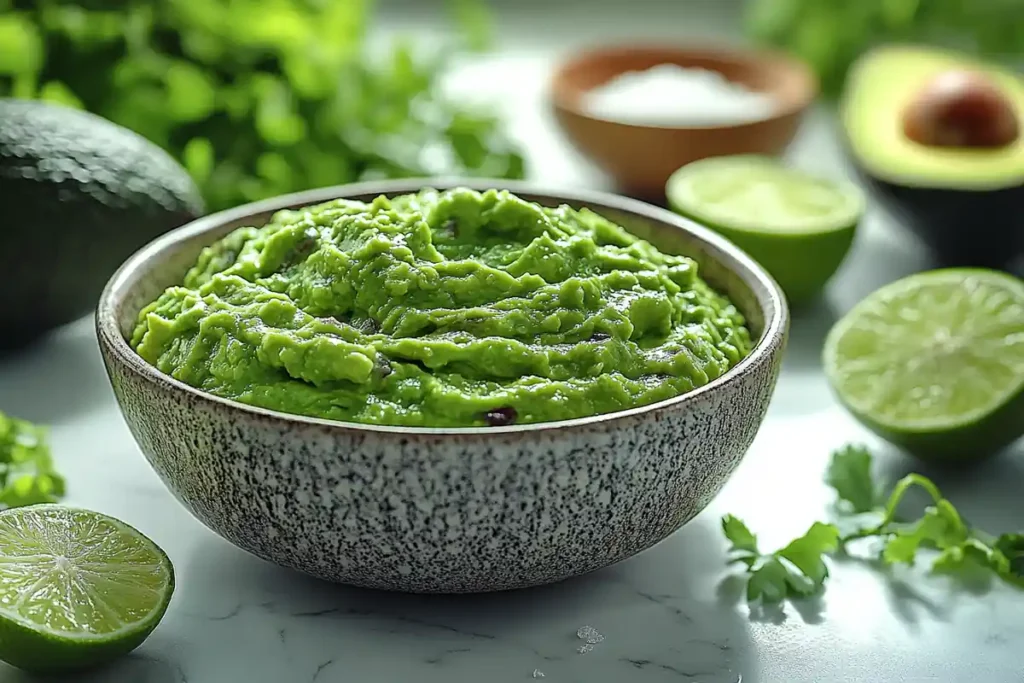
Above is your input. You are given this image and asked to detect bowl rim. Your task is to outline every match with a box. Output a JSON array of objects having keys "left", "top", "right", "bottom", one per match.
[
  {"left": 97, "top": 177, "right": 788, "bottom": 436},
  {"left": 549, "top": 42, "right": 819, "bottom": 131}
]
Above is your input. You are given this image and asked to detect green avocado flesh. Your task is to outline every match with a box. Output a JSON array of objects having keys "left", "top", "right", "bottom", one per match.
[
  {"left": 131, "top": 188, "right": 752, "bottom": 427},
  {"left": 842, "top": 45, "right": 1024, "bottom": 190}
]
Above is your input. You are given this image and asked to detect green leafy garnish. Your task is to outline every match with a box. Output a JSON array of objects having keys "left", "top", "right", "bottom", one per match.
[
  {"left": 993, "top": 534, "right": 1024, "bottom": 586},
  {"left": 724, "top": 444, "right": 1023, "bottom": 602},
  {"left": 825, "top": 443, "right": 881, "bottom": 514},
  {"left": 0, "top": 410, "right": 65, "bottom": 509},
  {"left": 776, "top": 522, "right": 841, "bottom": 587},
  {"left": 722, "top": 514, "right": 758, "bottom": 554},
  {"left": 723, "top": 515, "right": 839, "bottom": 602},
  {"left": 1, "top": 0, "right": 525, "bottom": 212}
]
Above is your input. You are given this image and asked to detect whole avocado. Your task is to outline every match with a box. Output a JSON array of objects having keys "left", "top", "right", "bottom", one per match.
[{"left": 0, "top": 99, "right": 205, "bottom": 350}]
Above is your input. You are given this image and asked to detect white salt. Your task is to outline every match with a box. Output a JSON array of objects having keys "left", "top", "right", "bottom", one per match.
[
  {"left": 576, "top": 625, "right": 605, "bottom": 644},
  {"left": 582, "top": 63, "right": 777, "bottom": 127},
  {"left": 575, "top": 624, "right": 604, "bottom": 654}
]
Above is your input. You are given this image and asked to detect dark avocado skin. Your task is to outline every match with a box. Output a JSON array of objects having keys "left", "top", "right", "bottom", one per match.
[
  {"left": 0, "top": 99, "right": 205, "bottom": 350},
  {"left": 856, "top": 169, "right": 1024, "bottom": 269}
]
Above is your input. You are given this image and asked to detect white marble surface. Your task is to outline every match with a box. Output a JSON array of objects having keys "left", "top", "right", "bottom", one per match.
[{"left": 2, "top": 2, "right": 1023, "bottom": 682}]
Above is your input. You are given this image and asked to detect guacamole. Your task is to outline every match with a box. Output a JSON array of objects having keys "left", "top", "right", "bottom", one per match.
[{"left": 131, "top": 188, "right": 752, "bottom": 427}]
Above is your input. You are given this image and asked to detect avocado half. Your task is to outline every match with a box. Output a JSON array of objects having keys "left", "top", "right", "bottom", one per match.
[
  {"left": 840, "top": 45, "right": 1024, "bottom": 268},
  {"left": 0, "top": 100, "right": 205, "bottom": 350}
]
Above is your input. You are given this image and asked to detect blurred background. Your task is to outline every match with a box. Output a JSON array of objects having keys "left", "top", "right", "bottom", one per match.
[
  {"left": 1, "top": 0, "right": 1021, "bottom": 345},
  {"left": 3, "top": 0, "right": 1019, "bottom": 207}
]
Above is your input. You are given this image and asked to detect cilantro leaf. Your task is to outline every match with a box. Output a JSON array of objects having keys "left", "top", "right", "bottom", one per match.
[
  {"left": 722, "top": 516, "right": 839, "bottom": 603},
  {"left": 0, "top": 411, "right": 66, "bottom": 509},
  {"left": 825, "top": 444, "right": 880, "bottom": 514},
  {"left": 875, "top": 475, "right": 1024, "bottom": 591},
  {"left": 778, "top": 522, "right": 841, "bottom": 586},
  {"left": 883, "top": 499, "right": 968, "bottom": 565},
  {"left": 932, "top": 538, "right": 1002, "bottom": 579},
  {"left": 746, "top": 555, "right": 823, "bottom": 601},
  {"left": 994, "top": 534, "right": 1024, "bottom": 586},
  {"left": 722, "top": 514, "right": 760, "bottom": 557},
  {"left": 746, "top": 556, "right": 792, "bottom": 602},
  {"left": 723, "top": 443, "right": 1024, "bottom": 604}
]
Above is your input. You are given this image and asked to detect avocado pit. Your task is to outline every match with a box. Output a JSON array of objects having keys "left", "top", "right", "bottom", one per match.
[{"left": 902, "top": 69, "right": 1020, "bottom": 149}]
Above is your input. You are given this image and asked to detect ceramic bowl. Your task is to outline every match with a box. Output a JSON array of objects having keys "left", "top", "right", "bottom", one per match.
[
  {"left": 551, "top": 45, "right": 818, "bottom": 198},
  {"left": 97, "top": 179, "right": 788, "bottom": 594}
]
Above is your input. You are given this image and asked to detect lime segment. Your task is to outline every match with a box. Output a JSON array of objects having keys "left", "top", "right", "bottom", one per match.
[
  {"left": 0, "top": 505, "right": 174, "bottom": 673},
  {"left": 667, "top": 155, "right": 864, "bottom": 304},
  {"left": 824, "top": 268, "right": 1024, "bottom": 460}
]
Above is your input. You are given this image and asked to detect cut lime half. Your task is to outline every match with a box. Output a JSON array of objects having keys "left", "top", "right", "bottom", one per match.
[
  {"left": 667, "top": 155, "right": 865, "bottom": 305},
  {"left": 824, "top": 268, "right": 1024, "bottom": 461},
  {"left": 0, "top": 505, "right": 175, "bottom": 673}
]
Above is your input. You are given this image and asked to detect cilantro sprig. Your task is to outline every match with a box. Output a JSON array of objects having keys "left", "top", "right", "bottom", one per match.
[
  {"left": 723, "top": 516, "right": 839, "bottom": 602},
  {"left": 723, "top": 444, "right": 1024, "bottom": 602},
  {"left": 0, "top": 411, "right": 65, "bottom": 509}
]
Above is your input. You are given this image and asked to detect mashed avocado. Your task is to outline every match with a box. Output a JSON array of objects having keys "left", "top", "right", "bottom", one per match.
[{"left": 131, "top": 188, "right": 752, "bottom": 427}]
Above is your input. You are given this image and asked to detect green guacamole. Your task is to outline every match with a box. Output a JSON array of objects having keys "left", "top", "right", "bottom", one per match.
[{"left": 131, "top": 188, "right": 753, "bottom": 427}]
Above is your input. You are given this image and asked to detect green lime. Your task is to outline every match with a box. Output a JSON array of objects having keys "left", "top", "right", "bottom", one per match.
[
  {"left": 0, "top": 504, "right": 174, "bottom": 673},
  {"left": 667, "top": 155, "right": 865, "bottom": 305},
  {"left": 824, "top": 268, "right": 1024, "bottom": 462}
]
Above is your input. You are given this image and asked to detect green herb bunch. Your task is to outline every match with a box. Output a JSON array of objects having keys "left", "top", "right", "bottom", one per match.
[
  {"left": 0, "top": 0, "right": 525, "bottom": 211},
  {"left": 0, "top": 410, "right": 65, "bottom": 509},
  {"left": 724, "top": 444, "right": 1024, "bottom": 603},
  {"left": 746, "top": 0, "right": 1024, "bottom": 97}
]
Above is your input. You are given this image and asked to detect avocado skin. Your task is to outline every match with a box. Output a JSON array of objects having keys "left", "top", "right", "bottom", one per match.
[
  {"left": 0, "top": 99, "right": 204, "bottom": 350},
  {"left": 857, "top": 171, "right": 1024, "bottom": 269}
]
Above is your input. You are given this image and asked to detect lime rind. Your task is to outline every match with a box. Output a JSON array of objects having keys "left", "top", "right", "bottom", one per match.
[
  {"left": 667, "top": 155, "right": 866, "bottom": 235},
  {"left": 824, "top": 268, "right": 1024, "bottom": 434}
]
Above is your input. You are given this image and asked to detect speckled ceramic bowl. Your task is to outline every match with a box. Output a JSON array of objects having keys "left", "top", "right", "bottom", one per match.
[{"left": 97, "top": 179, "right": 788, "bottom": 594}]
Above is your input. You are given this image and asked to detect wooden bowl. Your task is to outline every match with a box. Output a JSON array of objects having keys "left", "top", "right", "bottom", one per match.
[{"left": 551, "top": 45, "right": 818, "bottom": 198}]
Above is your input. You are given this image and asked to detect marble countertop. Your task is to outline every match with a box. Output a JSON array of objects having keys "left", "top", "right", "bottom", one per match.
[{"left": 2, "top": 3, "right": 1022, "bottom": 682}]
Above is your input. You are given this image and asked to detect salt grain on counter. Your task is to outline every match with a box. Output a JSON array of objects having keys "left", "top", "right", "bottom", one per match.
[
  {"left": 576, "top": 625, "right": 605, "bottom": 644},
  {"left": 583, "top": 64, "right": 777, "bottom": 127},
  {"left": 576, "top": 624, "right": 605, "bottom": 653}
]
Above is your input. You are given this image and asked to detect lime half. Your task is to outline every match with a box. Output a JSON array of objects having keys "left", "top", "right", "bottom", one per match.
[
  {"left": 824, "top": 269, "right": 1024, "bottom": 462},
  {"left": 667, "top": 155, "right": 865, "bottom": 305},
  {"left": 0, "top": 505, "right": 174, "bottom": 673}
]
